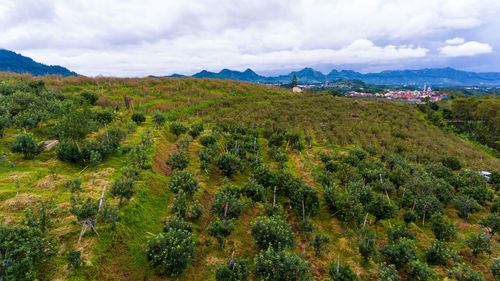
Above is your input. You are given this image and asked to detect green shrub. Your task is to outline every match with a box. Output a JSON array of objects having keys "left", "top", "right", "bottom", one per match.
[
  {"left": 407, "top": 260, "right": 438, "bottom": 281},
  {"left": 10, "top": 133, "right": 45, "bottom": 159},
  {"left": 166, "top": 150, "right": 189, "bottom": 171},
  {"left": 324, "top": 185, "right": 364, "bottom": 227},
  {"left": 466, "top": 232, "right": 491, "bottom": 256},
  {"left": 387, "top": 223, "right": 414, "bottom": 242},
  {"left": 80, "top": 90, "right": 98, "bottom": 105},
  {"left": 425, "top": 240, "right": 457, "bottom": 266},
  {"left": 215, "top": 258, "right": 249, "bottom": 281},
  {"left": 328, "top": 261, "right": 359, "bottom": 281},
  {"left": 380, "top": 237, "right": 417, "bottom": 269},
  {"left": 170, "top": 122, "right": 188, "bottom": 136},
  {"left": 442, "top": 156, "right": 462, "bottom": 171},
  {"left": 110, "top": 178, "right": 135, "bottom": 205},
  {"left": 430, "top": 214, "right": 456, "bottom": 242},
  {"left": 479, "top": 213, "right": 500, "bottom": 238},
  {"left": 208, "top": 218, "right": 235, "bottom": 247},
  {"left": 168, "top": 170, "right": 200, "bottom": 197},
  {"left": 403, "top": 210, "right": 417, "bottom": 225},
  {"left": 368, "top": 195, "right": 397, "bottom": 223},
  {"left": 447, "top": 263, "right": 485, "bottom": 281},
  {"left": 254, "top": 248, "right": 310, "bottom": 281},
  {"left": 310, "top": 233, "right": 330, "bottom": 256},
  {"left": 377, "top": 262, "right": 400, "bottom": 281},
  {"left": 251, "top": 216, "right": 294, "bottom": 250},
  {"left": 188, "top": 122, "right": 204, "bottom": 138},
  {"left": 190, "top": 201, "right": 203, "bottom": 220},
  {"left": 289, "top": 183, "right": 320, "bottom": 217},
  {"left": 66, "top": 249, "right": 85, "bottom": 270},
  {"left": 199, "top": 134, "right": 217, "bottom": 146},
  {"left": 170, "top": 190, "right": 187, "bottom": 218},
  {"left": 241, "top": 181, "right": 265, "bottom": 204},
  {"left": 152, "top": 112, "right": 166, "bottom": 126},
  {"left": 131, "top": 112, "right": 146, "bottom": 125},
  {"left": 56, "top": 140, "right": 82, "bottom": 163},
  {"left": 216, "top": 153, "right": 243, "bottom": 177},
  {"left": 358, "top": 229, "right": 376, "bottom": 263},
  {"left": 210, "top": 185, "right": 244, "bottom": 219}
]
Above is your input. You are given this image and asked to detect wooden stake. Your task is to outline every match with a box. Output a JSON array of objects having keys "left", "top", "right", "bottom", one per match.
[{"left": 273, "top": 186, "right": 276, "bottom": 207}]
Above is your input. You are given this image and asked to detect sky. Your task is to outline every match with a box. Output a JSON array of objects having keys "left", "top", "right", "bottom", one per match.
[{"left": 1, "top": 0, "right": 499, "bottom": 77}]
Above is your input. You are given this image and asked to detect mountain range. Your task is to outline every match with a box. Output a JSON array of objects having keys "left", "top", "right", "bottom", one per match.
[
  {"left": 184, "top": 67, "right": 500, "bottom": 86},
  {"left": 0, "top": 49, "right": 78, "bottom": 77}
]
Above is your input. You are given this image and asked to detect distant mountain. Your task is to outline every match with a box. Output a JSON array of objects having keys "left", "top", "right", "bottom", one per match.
[
  {"left": 0, "top": 49, "right": 78, "bottom": 76},
  {"left": 184, "top": 67, "right": 500, "bottom": 86}
]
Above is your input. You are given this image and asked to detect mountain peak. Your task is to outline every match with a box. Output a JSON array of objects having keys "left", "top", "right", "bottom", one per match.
[{"left": 0, "top": 49, "right": 78, "bottom": 77}]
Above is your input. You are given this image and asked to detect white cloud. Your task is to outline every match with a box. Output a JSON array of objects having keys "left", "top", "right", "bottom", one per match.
[
  {"left": 439, "top": 41, "right": 492, "bottom": 57},
  {"left": 1, "top": 0, "right": 499, "bottom": 76},
  {"left": 445, "top": 37, "right": 465, "bottom": 45}
]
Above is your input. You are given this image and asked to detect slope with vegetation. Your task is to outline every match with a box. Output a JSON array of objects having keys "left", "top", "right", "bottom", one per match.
[{"left": 0, "top": 74, "right": 500, "bottom": 281}]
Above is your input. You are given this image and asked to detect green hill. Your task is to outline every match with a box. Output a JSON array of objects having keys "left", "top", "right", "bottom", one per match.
[
  {"left": 0, "top": 75, "right": 499, "bottom": 281},
  {"left": 0, "top": 49, "right": 78, "bottom": 76}
]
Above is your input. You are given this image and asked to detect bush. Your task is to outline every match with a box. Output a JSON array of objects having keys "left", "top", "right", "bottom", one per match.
[
  {"left": 387, "top": 223, "right": 414, "bottom": 242},
  {"left": 216, "top": 153, "right": 243, "bottom": 177},
  {"left": 254, "top": 248, "right": 310, "bottom": 281},
  {"left": 66, "top": 249, "right": 85, "bottom": 270},
  {"left": 10, "top": 133, "right": 45, "bottom": 159},
  {"left": 208, "top": 218, "right": 235, "bottom": 247},
  {"left": 324, "top": 186, "right": 364, "bottom": 228},
  {"left": 110, "top": 178, "right": 135, "bottom": 205},
  {"left": 289, "top": 183, "right": 320, "bottom": 217},
  {"left": 188, "top": 122, "right": 204, "bottom": 138},
  {"left": 466, "top": 231, "right": 491, "bottom": 256},
  {"left": 328, "top": 261, "right": 359, "bottom": 281},
  {"left": 491, "top": 257, "right": 500, "bottom": 281},
  {"left": 368, "top": 195, "right": 397, "bottom": 223},
  {"left": 210, "top": 185, "right": 244, "bottom": 219},
  {"left": 170, "top": 122, "right": 188, "bottom": 136},
  {"left": 131, "top": 112, "right": 146, "bottom": 125},
  {"left": 168, "top": 170, "right": 200, "bottom": 197},
  {"left": 430, "top": 214, "right": 456, "bottom": 242},
  {"left": 380, "top": 237, "right": 417, "bottom": 269},
  {"left": 146, "top": 228, "right": 195, "bottom": 276},
  {"left": 358, "top": 229, "right": 376, "bottom": 263},
  {"left": 80, "top": 90, "right": 98, "bottom": 105},
  {"left": 251, "top": 216, "right": 294, "bottom": 250},
  {"left": 170, "top": 191, "right": 187, "bottom": 218},
  {"left": 442, "top": 156, "right": 462, "bottom": 171},
  {"left": 166, "top": 150, "right": 189, "bottom": 171},
  {"left": 407, "top": 260, "right": 438, "bottom": 281},
  {"left": 377, "top": 262, "right": 401, "bottom": 281},
  {"left": 152, "top": 112, "right": 166, "bottom": 126},
  {"left": 403, "top": 210, "right": 417, "bottom": 225},
  {"left": 241, "top": 181, "right": 265, "bottom": 204},
  {"left": 190, "top": 201, "right": 203, "bottom": 220},
  {"left": 199, "top": 134, "right": 217, "bottom": 146},
  {"left": 94, "top": 108, "right": 115, "bottom": 124},
  {"left": 447, "top": 263, "right": 485, "bottom": 281},
  {"left": 425, "top": 240, "right": 457, "bottom": 265},
  {"left": 215, "top": 258, "right": 249, "bottom": 281},
  {"left": 310, "top": 233, "right": 330, "bottom": 256},
  {"left": 56, "top": 140, "right": 82, "bottom": 163},
  {"left": 163, "top": 217, "right": 193, "bottom": 233}
]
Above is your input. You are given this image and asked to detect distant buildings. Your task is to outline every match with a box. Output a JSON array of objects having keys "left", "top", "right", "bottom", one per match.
[{"left": 345, "top": 85, "right": 446, "bottom": 102}]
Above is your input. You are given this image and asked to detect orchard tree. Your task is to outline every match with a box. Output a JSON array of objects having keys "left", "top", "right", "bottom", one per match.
[
  {"left": 10, "top": 133, "right": 45, "bottom": 159},
  {"left": 241, "top": 181, "right": 265, "bottom": 204},
  {"left": 479, "top": 213, "right": 500, "bottom": 238},
  {"left": 377, "top": 263, "right": 401, "bottom": 281},
  {"left": 168, "top": 170, "right": 200, "bottom": 197},
  {"left": 380, "top": 238, "right": 417, "bottom": 269},
  {"left": 152, "top": 112, "right": 166, "bottom": 127},
  {"left": 170, "top": 190, "right": 187, "bottom": 218},
  {"left": 131, "top": 112, "right": 146, "bottom": 125},
  {"left": 368, "top": 195, "right": 397, "bottom": 223},
  {"left": 447, "top": 263, "right": 485, "bottom": 281},
  {"left": 169, "top": 122, "right": 188, "bottom": 136},
  {"left": 453, "top": 196, "right": 481, "bottom": 222},
  {"left": 425, "top": 240, "right": 457, "bottom": 266},
  {"left": 358, "top": 229, "right": 376, "bottom": 263},
  {"left": 251, "top": 216, "right": 294, "bottom": 250},
  {"left": 211, "top": 185, "right": 244, "bottom": 219},
  {"left": 310, "top": 233, "right": 330, "bottom": 256},
  {"left": 403, "top": 210, "right": 417, "bottom": 226},
  {"left": 166, "top": 150, "right": 189, "bottom": 171},
  {"left": 407, "top": 260, "right": 438, "bottom": 281},
  {"left": 290, "top": 183, "right": 320, "bottom": 217},
  {"left": 430, "top": 214, "right": 456, "bottom": 242},
  {"left": 215, "top": 258, "right": 249, "bottom": 281},
  {"left": 80, "top": 90, "right": 98, "bottom": 105},
  {"left": 254, "top": 248, "right": 310, "bottom": 281},
  {"left": 466, "top": 232, "right": 491, "bottom": 257},
  {"left": 110, "top": 178, "right": 135, "bottom": 205},
  {"left": 491, "top": 257, "right": 500, "bottom": 281},
  {"left": 328, "top": 260, "right": 358, "bottom": 281},
  {"left": 208, "top": 218, "right": 235, "bottom": 247},
  {"left": 216, "top": 153, "right": 243, "bottom": 177}
]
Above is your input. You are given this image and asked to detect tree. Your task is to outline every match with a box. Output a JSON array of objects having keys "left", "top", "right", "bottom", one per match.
[
  {"left": 110, "top": 178, "right": 135, "bottom": 205},
  {"left": 442, "top": 156, "right": 462, "bottom": 171},
  {"left": 328, "top": 261, "right": 359, "bottom": 281},
  {"left": 10, "top": 133, "right": 45, "bottom": 159},
  {"left": 190, "top": 200, "right": 203, "bottom": 220},
  {"left": 491, "top": 257, "right": 500, "bottom": 281},
  {"left": 358, "top": 229, "right": 376, "bottom": 263},
  {"left": 152, "top": 112, "right": 166, "bottom": 126},
  {"left": 168, "top": 170, "right": 200, "bottom": 197},
  {"left": 131, "top": 112, "right": 146, "bottom": 125},
  {"left": 216, "top": 153, "right": 243, "bottom": 177},
  {"left": 169, "top": 122, "right": 188, "bottom": 136},
  {"left": 453, "top": 196, "right": 481, "bottom": 222},
  {"left": 407, "top": 260, "right": 438, "bottom": 281},
  {"left": 290, "top": 183, "right": 320, "bottom": 217},
  {"left": 377, "top": 263, "right": 401, "bottom": 281},
  {"left": 146, "top": 227, "right": 195, "bottom": 276},
  {"left": 170, "top": 190, "right": 188, "bottom": 218},
  {"left": 403, "top": 210, "right": 417, "bottom": 226},
  {"left": 447, "top": 263, "right": 485, "bottom": 281},
  {"left": 430, "top": 214, "right": 456, "bottom": 242},
  {"left": 251, "top": 216, "right": 294, "bottom": 250},
  {"left": 310, "top": 233, "right": 330, "bottom": 256},
  {"left": 290, "top": 74, "right": 298, "bottom": 88},
  {"left": 80, "top": 90, "right": 98, "bottom": 105},
  {"left": 211, "top": 185, "right": 244, "bottom": 219},
  {"left": 479, "top": 213, "right": 500, "bottom": 238},
  {"left": 199, "top": 134, "right": 217, "bottom": 146},
  {"left": 166, "top": 150, "right": 189, "bottom": 171},
  {"left": 0, "top": 224, "right": 57, "bottom": 280},
  {"left": 425, "top": 240, "right": 457, "bottom": 266},
  {"left": 254, "top": 248, "right": 310, "bottom": 281},
  {"left": 324, "top": 186, "right": 364, "bottom": 228},
  {"left": 380, "top": 238, "right": 417, "bottom": 269},
  {"left": 188, "top": 122, "right": 204, "bottom": 138},
  {"left": 215, "top": 258, "right": 249, "bottom": 281},
  {"left": 56, "top": 140, "right": 82, "bottom": 163},
  {"left": 208, "top": 218, "right": 235, "bottom": 247},
  {"left": 368, "top": 195, "right": 397, "bottom": 223},
  {"left": 387, "top": 223, "right": 414, "bottom": 242},
  {"left": 241, "top": 181, "right": 265, "bottom": 204},
  {"left": 466, "top": 232, "right": 491, "bottom": 257}
]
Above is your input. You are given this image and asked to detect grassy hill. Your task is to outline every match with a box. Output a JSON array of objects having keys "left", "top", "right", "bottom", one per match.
[{"left": 1, "top": 74, "right": 499, "bottom": 281}]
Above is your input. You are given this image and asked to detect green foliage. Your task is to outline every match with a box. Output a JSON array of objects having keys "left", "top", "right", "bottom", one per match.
[
  {"left": 170, "top": 122, "right": 188, "bottom": 136},
  {"left": 216, "top": 153, "right": 243, "bottom": 177},
  {"left": 0, "top": 224, "right": 57, "bottom": 281},
  {"left": 110, "top": 178, "right": 135, "bottom": 205},
  {"left": 70, "top": 198, "right": 99, "bottom": 223},
  {"left": 403, "top": 210, "right": 417, "bottom": 225},
  {"left": 492, "top": 257, "right": 500, "bottom": 281},
  {"left": 479, "top": 213, "right": 500, "bottom": 237},
  {"left": 453, "top": 195, "right": 482, "bottom": 222},
  {"left": 387, "top": 223, "right": 414, "bottom": 242},
  {"left": 380, "top": 237, "right": 417, "bottom": 269},
  {"left": 289, "top": 183, "right": 320, "bottom": 216},
  {"left": 407, "top": 260, "right": 438, "bottom": 281},
  {"left": 251, "top": 216, "right": 294, "bottom": 250},
  {"left": 54, "top": 107, "right": 97, "bottom": 141},
  {"left": 328, "top": 261, "right": 359, "bottom": 281},
  {"left": 447, "top": 263, "right": 485, "bottom": 281},
  {"left": 442, "top": 156, "right": 462, "bottom": 171},
  {"left": 210, "top": 184, "right": 244, "bottom": 219},
  {"left": 188, "top": 122, "right": 204, "bottom": 138},
  {"left": 324, "top": 185, "right": 364, "bottom": 227},
  {"left": 80, "top": 90, "right": 98, "bottom": 105},
  {"left": 131, "top": 112, "right": 146, "bottom": 125},
  {"left": 358, "top": 229, "right": 376, "bottom": 263},
  {"left": 66, "top": 249, "right": 85, "bottom": 270},
  {"left": 466, "top": 231, "right": 491, "bottom": 256},
  {"left": 455, "top": 171, "right": 492, "bottom": 204},
  {"left": 241, "top": 181, "right": 265, "bottom": 204},
  {"left": 254, "top": 248, "right": 310, "bottom": 281},
  {"left": 152, "top": 112, "right": 166, "bottom": 126},
  {"left": 430, "top": 214, "right": 456, "bottom": 242},
  {"left": 425, "top": 240, "right": 457, "bottom": 266},
  {"left": 168, "top": 170, "right": 200, "bottom": 197},
  {"left": 215, "top": 258, "right": 249, "bottom": 281},
  {"left": 285, "top": 131, "right": 304, "bottom": 150},
  {"left": 166, "top": 150, "right": 189, "bottom": 171},
  {"left": 208, "top": 218, "right": 235, "bottom": 247},
  {"left": 94, "top": 108, "right": 115, "bottom": 124},
  {"left": 163, "top": 217, "right": 193, "bottom": 233},
  {"left": 368, "top": 195, "right": 397, "bottom": 223},
  {"left": 146, "top": 227, "right": 195, "bottom": 276},
  {"left": 492, "top": 197, "right": 500, "bottom": 213},
  {"left": 171, "top": 190, "right": 188, "bottom": 218},
  {"left": 9, "top": 133, "right": 45, "bottom": 159},
  {"left": 199, "top": 134, "right": 217, "bottom": 146},
  {"left": 189, "top": 200, "right": 203, "bottom": 220},
  {"left": 310, "top": 233, "right": 330, "bottom": 256},
  {"left": 56, "top": 140, "right": 81, "bottom": 162},
  {"left": 377, "top": 262, "right": 401, "bottom": 281}
]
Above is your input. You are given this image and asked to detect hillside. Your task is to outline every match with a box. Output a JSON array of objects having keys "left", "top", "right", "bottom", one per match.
[
  {"left": 1, "top": 75, "right": 500, "bottom": 281},
  {"left": 0, "top": 49, "right": 78, "bottom": 77}
]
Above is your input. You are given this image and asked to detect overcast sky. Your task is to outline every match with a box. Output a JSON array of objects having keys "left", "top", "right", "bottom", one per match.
[{"left": 1, "top": 0, "right": 499, "bottom": 77}]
